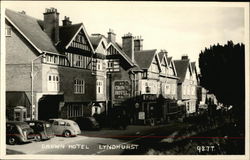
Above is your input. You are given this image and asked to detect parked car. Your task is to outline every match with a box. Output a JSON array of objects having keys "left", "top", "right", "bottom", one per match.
[
  {"left": 6, "top": 121, "right": 35, "bottom": 145},
  {"left": 48, "top": 119, "right": 81, "bottom": 137},
  {"left": 25, "top": 120, "right": 54, "bottom": 141},
  {"left": 75, "top": 117, "right": 100, "bottom": 130}
]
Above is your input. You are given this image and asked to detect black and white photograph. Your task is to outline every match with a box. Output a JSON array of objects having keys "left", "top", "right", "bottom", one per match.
[{"left": 0, "top": 1, "right": 249, "bottom": 159}]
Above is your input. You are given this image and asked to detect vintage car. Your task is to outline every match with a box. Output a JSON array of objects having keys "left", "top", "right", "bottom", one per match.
[
  {"left": 25, "top": 120, "right": 54, "bottom": 141},
  {"left": 48, "top": 119, "right": 81, "bottom": 137},
  {"left": 75, "top": 117, "right": 100, "bottom": 130},
  {"left": 6, "top": 121, "right": 35, "bottom": 145}
]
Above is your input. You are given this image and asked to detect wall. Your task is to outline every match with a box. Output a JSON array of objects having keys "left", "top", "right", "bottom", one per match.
[
  {"left": 41, "top": 64, "right": 98, "bottom": 102},
  {"left": 6, "top": 22, "right": 43, "bottom": 92}
]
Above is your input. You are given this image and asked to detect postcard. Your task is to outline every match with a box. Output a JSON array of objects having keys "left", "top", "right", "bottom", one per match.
[{"left": 0, "top": 1, "right": 249, "bottom": 160}]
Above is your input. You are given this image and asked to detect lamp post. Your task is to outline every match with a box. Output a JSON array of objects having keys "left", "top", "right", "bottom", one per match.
[{"left": 31, "top": 53, "right": 46, "bottom": 120}]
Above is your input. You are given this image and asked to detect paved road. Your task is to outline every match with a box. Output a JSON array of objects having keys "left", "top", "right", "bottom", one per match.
[{"left": 7, "top": 122, "right": 187, "bottom": 155}]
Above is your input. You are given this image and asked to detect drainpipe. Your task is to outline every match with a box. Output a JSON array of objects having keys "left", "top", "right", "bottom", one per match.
[{"left": 31, "top": 53, "right": 46, "bottom": 120}]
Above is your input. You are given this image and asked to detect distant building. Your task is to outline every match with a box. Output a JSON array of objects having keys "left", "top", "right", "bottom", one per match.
[{"left": 174, "top": 56, "right": 198, "bottom": 115}]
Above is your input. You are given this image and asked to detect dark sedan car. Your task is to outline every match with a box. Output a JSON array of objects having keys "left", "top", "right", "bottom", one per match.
[
  {"left": 26, "top": 120, "right": 54, "bottom": 141},
  {"left": 75, "top": 117, "right": 100, "bottom": 130},
  {"left": 6, "top": 121, "right": 35, "bottom": 145}
]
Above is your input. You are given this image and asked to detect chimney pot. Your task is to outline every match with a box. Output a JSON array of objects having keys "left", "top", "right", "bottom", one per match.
[
  {"left": 134, "top": 35, "right": 143, "bottom": 51},
  {"left": 62, "top": 16, "right": 72, "bottom": 26}
]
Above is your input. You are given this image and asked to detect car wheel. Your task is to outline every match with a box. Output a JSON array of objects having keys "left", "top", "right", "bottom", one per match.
[
  {"left": 8, "top": 137, "right": 17, "bottom": 145},
  {"left": 35, "top": 134, "right": 42, "bottom": 142},
  {"left": 63, "top": 130, "right": 71, "bottom": 137}
]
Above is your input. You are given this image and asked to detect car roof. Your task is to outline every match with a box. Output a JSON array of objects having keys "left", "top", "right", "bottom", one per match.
[
  {"left": 49, "top": 119, "right": 75, "bottom": 123},
  {"left": 26, "top": 120, "right": 48, "bottom": 123}
]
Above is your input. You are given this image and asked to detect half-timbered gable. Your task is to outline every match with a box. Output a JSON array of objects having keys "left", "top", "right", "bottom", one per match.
[{"left": 58, "top": 23, "right": 95, "bottom": 69}]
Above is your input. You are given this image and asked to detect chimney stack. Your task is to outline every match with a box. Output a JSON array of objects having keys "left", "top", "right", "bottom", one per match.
[
  {"left": 62, "top": 16, "right": 72, "bottom": 26},
  {"left": 160, "top": 49, "right": 168, "bottom": 57},
  {"left": 43, "top": 7, "right": 59, "bottom": 44},
  {"left": 122, "top": 32, "right": 134, "bottom": 63},
  {"left": 107, "top": 29, "right": 116, "bottom": 42},
  {"left": 181, "top": 55, "right": 189, "bottom": 60},
  {"left": 134, "top": 36, "right": 143, "bottom": 51}
]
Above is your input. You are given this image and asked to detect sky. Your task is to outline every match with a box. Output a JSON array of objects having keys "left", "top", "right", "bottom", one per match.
[{"left": 2, "top": 1, "right": 246, "bottom": 68}]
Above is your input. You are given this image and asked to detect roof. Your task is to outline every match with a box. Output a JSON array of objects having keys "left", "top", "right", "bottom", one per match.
[
  {"left": 134, "top": 49, "right": 157, "bottom": 69},
  {"left": 58, "top": 23, "right": 82, "bottom": 48},
  {"left": 58, "top": 23, "right": 95, "bottom": 53},
  {"left": 5, "top": 9, "right": 59, "bottom": 54},
  {"left": 167, "top": 57, "right": 172, "bottom": 66},
  {"left": 130, "top": 63, "right": 142, "bottom": 72},
  {"left": 89, "top": 36, "right": 102, "bottom": 50},
  {"left": 174, "top": 59, "right": 190, "bottom": 83},
  {"left": 158, "top": 52, "right": 167, "bottom": 62},
  {"left": 107, "top": 41, "right": 135, "bottom": 66},
  {"left": 191, "top": 62, "right": 196, "bottom": 72}
]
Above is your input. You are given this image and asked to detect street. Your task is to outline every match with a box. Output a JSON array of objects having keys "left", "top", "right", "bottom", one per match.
[{"left": 7, "top": 122, "right": 187, "bottom": 155}]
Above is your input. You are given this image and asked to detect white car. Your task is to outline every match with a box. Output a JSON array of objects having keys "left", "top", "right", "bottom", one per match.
[{"left": 48, "top": 119, "right": 81, "bottom": 137}]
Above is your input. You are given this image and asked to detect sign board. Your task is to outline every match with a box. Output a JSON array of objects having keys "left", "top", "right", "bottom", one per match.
[
  {"left": 142, "top": 94, "right": 157, "bottom": 101},
  {"left": 138, "top": 112, "right": 145, "bottom": 120},
  {"left": 114, "top": 80, "right": 131, "bottom": 100}
]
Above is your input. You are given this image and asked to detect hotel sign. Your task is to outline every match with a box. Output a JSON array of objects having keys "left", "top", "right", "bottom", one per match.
[{"left": 114, "top": 80, "right": 131, "bottom": 100}]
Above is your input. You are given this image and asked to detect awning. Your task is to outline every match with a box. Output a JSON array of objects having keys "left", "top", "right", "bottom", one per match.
[{"left": 6, "top": 91, "right": 31, "bottom": 108}]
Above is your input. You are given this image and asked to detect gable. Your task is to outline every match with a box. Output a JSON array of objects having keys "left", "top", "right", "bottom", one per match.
[
  {"left": 185, "top": 65, "right": 192, "bottom": 80},
  {"left": 149, "top": 55, "right": 161, "bottom": 73},
  {"left": 169, "top": 61, "right": 176, "bottom": 76},
  {"left": 59, "top": 23, "right": 94, "bottom": 53},
  {"left": 161, "top": 56, "right": 168, "bottom": 67},
  {"left": 95, "top": 40, "right": 107, "bottom": 55},
  {"left": 69, "top": 29, "right": 92, "bottom": 52},
  {"left": 107, "top": 44, "right": 119, "bottom": 55}
]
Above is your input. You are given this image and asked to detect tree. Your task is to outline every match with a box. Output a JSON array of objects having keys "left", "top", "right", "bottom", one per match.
[{"left": 199, "top": 41, "right": 245, "bottom": 122}]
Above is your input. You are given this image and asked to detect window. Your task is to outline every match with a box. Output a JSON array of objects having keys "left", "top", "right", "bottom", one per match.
[
  {"left": 46, "top": 54, "right": 59, "bottom": 64},
  {"left": 92, "top": 58, "right": 103, "bottom": 71},
  {"left": 59, "top": 121, "right": 66, "bottom": 126},
  {"left": 142, "top": 71, "right": 147, "bottom": 79},
  {"left": 97, "top": 59, "right": 102, "bottom": 71},
  {"left": 5, "top": 27, "right": 11, "bottom": 36},
  {"left": 47, "top": 74, "right": 60, "bottom": 92},
  {"left": 68, "top": 104, "right": 84, "bottom": 118},
  {"left": 107, "top": 59, "right": 120, "bottom": 72},
  {"left": 74, "top": 55, "right": 84, "bottom": 68},
  {"left": 96, "top": 80, "right": 104, "bottom": 94},
  {"left": 74, "top": 79, "right": 85, "bottom": 94}
]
